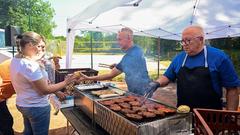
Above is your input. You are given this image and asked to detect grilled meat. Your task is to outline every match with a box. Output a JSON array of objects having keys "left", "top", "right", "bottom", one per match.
[
  {"left": 142, "top": 112, "right": 156, "bottom": 118},
  {"left": 100, "top": 100, "right": 115, "bottom": 106},
  {"left": 121, "top": 109, "right": 137, "bottom": 114},
  {"left": 125, "top": 114, "right": 143, "bottom": 121},
  {"left": 119, "top": 103, "right": 131, "bottom": 109},
  {"left": 110, "top": 104, "right": 122, "bottom": 111},
  {"left": 129, "top": 101, "right": 141, "bottom": 106}
]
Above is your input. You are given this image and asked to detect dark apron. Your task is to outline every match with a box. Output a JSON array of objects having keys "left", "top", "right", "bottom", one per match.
[{"left": 176, "top": 46, "right": 222, "bottom": 110}]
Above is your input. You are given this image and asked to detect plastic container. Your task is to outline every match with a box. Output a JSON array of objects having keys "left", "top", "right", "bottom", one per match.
[
  {"left": 193, "top": 108, "right": 240, "bottom": 135},
  {"left": 55, "top": 68, "right": 98, "bottom": 83}
]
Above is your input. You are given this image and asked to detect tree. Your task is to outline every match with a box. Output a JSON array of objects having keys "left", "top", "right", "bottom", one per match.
[{"left": 0, "top": 0, "right": 56, "bottom": 38}]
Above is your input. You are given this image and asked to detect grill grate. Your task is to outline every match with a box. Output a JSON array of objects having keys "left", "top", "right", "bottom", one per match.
[
  {"left": 74, "top": 89, "right": 192, "bottom": 135},
  {"left": 76, "top": 90, "right": 177, "bottom": 126},
  {"left": 96, "top": 99, "right": 177, "bottom": 126},
  {"left": 94, "top": 99, "right": 192, "bottom": 135}
]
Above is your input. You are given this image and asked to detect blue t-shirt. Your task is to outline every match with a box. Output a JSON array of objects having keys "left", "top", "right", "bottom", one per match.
[
  {"left": 164, "top": 45, "right": 240, "bottom": 97},
  {"left": 116, "top": 45, "right": 151, "bottom": 95}
]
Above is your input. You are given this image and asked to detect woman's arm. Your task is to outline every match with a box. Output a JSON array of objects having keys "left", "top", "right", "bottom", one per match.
[{"left": 32, "top": 75, "right": 76, "bottom": 95}]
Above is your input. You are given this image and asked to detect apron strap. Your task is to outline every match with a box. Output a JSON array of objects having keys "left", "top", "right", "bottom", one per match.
[
  {"left": 182, "top": 46, "right": 208, "bottom": 67},
  {"left": 181, "top": 54, "right": 188, "bottom": 67},
  {"left": 204, "top": 46, "right": 208, "bottom": 67}
]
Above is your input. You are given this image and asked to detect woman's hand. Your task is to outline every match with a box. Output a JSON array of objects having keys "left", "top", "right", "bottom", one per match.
[
  {"left": 55, "top": 91, "right": 67, "bottom": 101},
  {"left": 64, "top": 74, "right": 77, "bottom": 85}
]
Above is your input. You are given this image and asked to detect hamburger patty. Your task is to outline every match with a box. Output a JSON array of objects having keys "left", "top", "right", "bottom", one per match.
[
  {"left": 100, "top": 100, "right": 115, "bottom": 106},
  {"left": 110, "top": 104, "right": 122, "bottom": 111},
  {"left": 129, "top": 101, "right": 141, "bottom": 106},
  {"left": 121, "top": 109, "right": 136, "bottom": 114},
  {"left": 142, "top": 111, "right": 156, "bottom": 118},
  {"left": 119, "top": 103, "right": 131, "bottom": 109},
  {"left": 125, "top": 114, "right": 143, "bottom": 120}
]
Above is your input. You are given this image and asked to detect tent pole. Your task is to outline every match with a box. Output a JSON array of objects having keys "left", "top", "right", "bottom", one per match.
[
  {"left": 157, "top": 37, "right": 160, "bottom": 78},
  {"left": 90, "top": 31, "right": 93, "bottom": 69}
]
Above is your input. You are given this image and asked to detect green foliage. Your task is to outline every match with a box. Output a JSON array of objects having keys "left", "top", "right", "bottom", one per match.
[
  {"left": 74, "top": 47, "right": 122, "bottom": 54},
  {"left": 134, "top": 36, "right": 157, "bottom": 56},
  {"left": 53, "top": 36, "right": 66, "bottom": 41},
  {"left": 209, "top": 37, "right": 240, "bottom": 76},
  {"left": 0, "top": 0, "right": 56, "bottom": 38},
  {"left": 74, "top": 31, "right": 117, "bottom": 49},
  {"left": 72, "top": 31, "right": 179, "bottom": 60},
  {"left": 45, "top": 39, "right": 65, "bottom": 57},
  {"left": 134, "top": 36, "right": 181, "bottom": 61}
]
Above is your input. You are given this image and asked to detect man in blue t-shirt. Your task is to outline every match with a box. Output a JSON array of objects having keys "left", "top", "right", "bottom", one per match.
[
  {"left": 149, "top": 25, "right": 240, "bottom": 111},
  {"left": 78, "top": 27, "right": 151, "bottom": 95}
]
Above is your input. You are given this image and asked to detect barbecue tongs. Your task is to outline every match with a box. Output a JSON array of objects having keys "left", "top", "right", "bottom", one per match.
[
  {"left": 141, "top": 89, "right": 154, "bottom": 105},
  {"left": 98, "top": 63, "right": 112, "bottom": 68}
]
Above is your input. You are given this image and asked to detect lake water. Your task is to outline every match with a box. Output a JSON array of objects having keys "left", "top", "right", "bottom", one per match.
[{"left": 59, "top": 54, "right": 167, "bottom": 71}]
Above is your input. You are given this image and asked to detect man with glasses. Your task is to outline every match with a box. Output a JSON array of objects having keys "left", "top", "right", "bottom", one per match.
[{"left": 148, "top": 25, "right": 239, "bottom": 111}]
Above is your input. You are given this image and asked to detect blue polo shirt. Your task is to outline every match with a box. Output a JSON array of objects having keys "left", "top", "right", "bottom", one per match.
[
  {"left": 116, "top": 45, "right": 151, "bottom": 95},
  {"left": 164, "top": 45, "right": 240, "bottom": 97}
]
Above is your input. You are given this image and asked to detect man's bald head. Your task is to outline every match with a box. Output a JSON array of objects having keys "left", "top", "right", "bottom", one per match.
[{"left": 182, "top": 25, "right": 205, "bottom": 40}]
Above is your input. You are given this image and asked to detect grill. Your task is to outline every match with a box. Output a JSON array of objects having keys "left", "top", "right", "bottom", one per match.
[
  {"left": 74, "top": 87, "right": 192, "bottom": 135},
  {"left": 94, "top": 97, "right": 192, "bottom": 135},
  {"left": 74, "top": 86, "right": 124, "bottom": 119}
]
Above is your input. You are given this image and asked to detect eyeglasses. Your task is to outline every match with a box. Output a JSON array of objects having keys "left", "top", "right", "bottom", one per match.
[{"left": 180, "top": 36, "right": 202, "bottom": 46}]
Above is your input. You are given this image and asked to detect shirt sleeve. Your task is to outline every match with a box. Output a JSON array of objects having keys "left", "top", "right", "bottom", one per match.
[
  {"left": 116, "top": 56, "right": 127, "bottom": 72},
  {"left": 164, "top": 57, "right": 177, "bottom": 82},
  {"left": 219, "top": 56, "right": 240, "bottom": 88},
  {"left": 21, "top": 62, "right": 43, "bottom": 82}
]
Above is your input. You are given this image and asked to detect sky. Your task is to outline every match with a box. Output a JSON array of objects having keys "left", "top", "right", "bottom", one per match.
[{"left": 47, "top": 0, "right": 95, "bottom": 36}]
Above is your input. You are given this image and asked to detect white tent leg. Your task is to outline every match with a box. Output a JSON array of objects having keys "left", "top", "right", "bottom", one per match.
[{"left": 66, "top": 29, "right": 76, "bottom": 68}]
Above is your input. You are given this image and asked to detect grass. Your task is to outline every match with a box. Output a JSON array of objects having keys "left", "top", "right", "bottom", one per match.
[
  {"left": 98, "top": 69, "right": 167, "bottom": 82},
  {"left": 73, "top": 52, "right": 123, "bottom": 55}
]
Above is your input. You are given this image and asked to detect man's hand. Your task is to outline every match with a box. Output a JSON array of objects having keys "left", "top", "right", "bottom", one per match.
[
  {"left": 76, "top": 72, "right": 92, "bottom": 83},
  {"left": 144, "top": 81, "right": 161, "bottom": 98},
  {"left": 109, "top": 64, "right": 117, "bottom": 69}
]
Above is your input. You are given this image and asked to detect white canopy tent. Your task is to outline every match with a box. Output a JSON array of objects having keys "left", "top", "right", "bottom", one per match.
[{"left": 66, "top": 0, "right": 240, "bottom": 68}]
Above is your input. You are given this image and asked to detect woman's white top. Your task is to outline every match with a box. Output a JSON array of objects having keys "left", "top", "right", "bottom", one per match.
[{"left": 10, "top": 57, "right": 49, "bottom": 107}]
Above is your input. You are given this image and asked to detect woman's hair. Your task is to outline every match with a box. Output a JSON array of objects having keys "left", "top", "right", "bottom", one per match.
[{"left": 16, "top": 32, "right": 45, "bottom": 54}]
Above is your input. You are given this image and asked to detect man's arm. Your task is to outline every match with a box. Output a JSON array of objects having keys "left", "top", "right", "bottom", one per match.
[
  {"left": 80, "top": 67, "right": 122, "bottom": 81},
  {"left": 145, "top": 75, "right": 171, "bottom": 96},
  {"left": 226, "top": 87, "right": 239, "bottom": 111},
  {"left": 155, "top": 75, "right": 171, "bottom": 87}
]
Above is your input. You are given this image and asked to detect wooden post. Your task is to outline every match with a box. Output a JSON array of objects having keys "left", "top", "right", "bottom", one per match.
[
  {"left": 90, "top": 31, "right": 93, "bottom": 69},
  {"left": 157, "top": 37, "right": 160, "bottom": 78}
]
